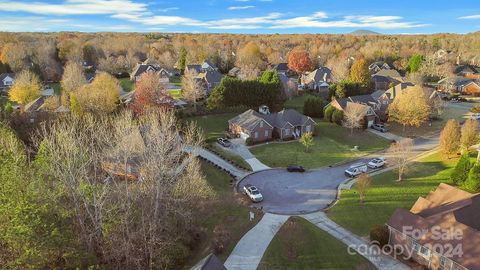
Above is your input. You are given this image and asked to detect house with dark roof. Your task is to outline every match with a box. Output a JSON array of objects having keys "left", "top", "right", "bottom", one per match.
[
  {"left": 0, "top": 73, "right": 15, "bottom": 93},
  {"left": 454, "top": 64, "right": 480, "bottom": 79},
  {"left": 197, "top": 70, "right": 223, "bottom": 94},
  {"left": 438, "top": 76, "right": 480, "bottom": 96},
  {"left": 368, "top": 61, "right": 394, "bottom": 74},
  {"left": 228, "top": 108, "right": 316, "bottom": 143},
  {"left": 371, "top": 69, "right": 403, "bottom": 90},
  {"left": 301, "top": 67, "right": 332, "bottom": 95},
  {"left": 328, "top": 94, "right": 381, "bottom": 127},
  {"left": 272, "top": 63, "right": 290, "bottom": 74},
  {"left": 387, "top": 183, "right": 480, "bottom": 270},
  {"left": 130, "top": 63, "right": 170, "bottom": 83},
  {"left": 191, "top": 253, "right": 226, "bottom": 270},
  {"left": 201, "top": 60, "right": 218, "bottom": 72}
]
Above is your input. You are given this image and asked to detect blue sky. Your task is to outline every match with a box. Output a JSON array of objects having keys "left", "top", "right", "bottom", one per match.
[{"left": 0, "top": 0, "right": 479, "bottom": 34}]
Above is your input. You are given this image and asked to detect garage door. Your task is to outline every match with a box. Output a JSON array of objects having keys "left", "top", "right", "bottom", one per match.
[
  {"left": 240, "top": 132, "right": 249, "bottom": 140},
  {"left": 367, "top": 120, "right": 374, "bottom": 127}
]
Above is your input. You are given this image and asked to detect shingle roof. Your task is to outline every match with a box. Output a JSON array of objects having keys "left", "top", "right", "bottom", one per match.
[
  {"left": 0, "top": 73, "right": 15, "bottom": 88},
  {"left": 373, "top": 69, "right": 401, "bottom": 78},
  {"left": 187, "top": 64, "right": 202, "bottom": 73},
  {"left": 131, "top": 64, "right": 160, "bottom": 78},
  {"left": 191, "top": 253, "right": 226, "bottom": 270},
  {"left": 454, "top": 64, "right": 480, "bottom": 75},
  {"left": 229, "top": 109, "right": 313, "bottom": 131},
  {"left": 303, "top": 67, "right": 331, "bottom": 84},
  {"left": 24, "top": 96, "right": 45, "bottom": 112},
  {"left": 387, "top": 184, "right": 480, "bottom": 270},
  {"left": 273, "top": 63, "right": 289, "bottom": 72},
  {"left": 383, "top": 82, "right": 415, "bottom": 100}
]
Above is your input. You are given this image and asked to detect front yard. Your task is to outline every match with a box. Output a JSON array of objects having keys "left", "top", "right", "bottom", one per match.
[
  {"left": 185, "top": 160, "right": 262, "bottom": 267},
  {"left": 326, "top": 152, "right": 467, "bottom": 236},
  {"left": 258, "top": 217, "right": 374, "bottom": 270},
  {"left": 250, "top": 121, "right": 391, "bottom": 169},
  {"left": 186, "top": 113, "right": 237, "bottom": 141},
  {"left": 386, "top": 102, "right": 476, "bottom": 138}
]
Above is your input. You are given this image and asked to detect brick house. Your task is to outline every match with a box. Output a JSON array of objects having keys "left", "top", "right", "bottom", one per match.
[
  {"left": 387, "top": 183, "right": 480, "bottom": 270},
  {"left": 228, "top": 109, "right": 316, "bottom": 143},
  {"left": 328, "top": 94, "right": 382, "bottom": 126}
]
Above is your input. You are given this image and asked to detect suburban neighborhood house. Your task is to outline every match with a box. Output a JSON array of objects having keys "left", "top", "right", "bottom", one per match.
[
  {"left": 371, "top": 69, "right": 404, "bottom": 90},
  {"left": 228, "top": 108, "right": 315, "bottom": 143},
  {"left": 368, "top": 61, "right": 395, "bottom": 74},
  {"left": 387, "top": 184, "right": 480, "bottom": 270},
  {"left": 438, "top": 76, "right": 480, "bottom": 96},
  {"left": 301, "top": 67, "right": 332, "bottom": 95},
  {"left": 454, "top": 64, "right": 480, "bottom": 79},
  {"left": 186, "top": 60, "right": 223, "bottom": 94},
  {"left": 0, "top": 73, "right": 15, "bottom": 93},
  {"left": 130, "top": 63, "right": 172, "bottom": 83},
  {"left": 329, "top": 95, "right": 382, "bottom": 126}
]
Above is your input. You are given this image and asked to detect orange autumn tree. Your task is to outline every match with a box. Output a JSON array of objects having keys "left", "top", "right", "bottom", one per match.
[
  {"left": 287, "top": 49, "right": 313, "bottom": 75},
  {"left": 131, "top": 72, "right": 174, "bottom": 115}
]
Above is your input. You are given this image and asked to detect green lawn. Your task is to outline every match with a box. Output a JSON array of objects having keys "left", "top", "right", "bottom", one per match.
[
  {"left": 50, "top": 82, "right": 62, "bottom": 95},
  {"left": 209, "top": 144, "right": 252, "bottom": 171},
  {"left": 169, "top": 89, "right": 183, "bottom": 99},
  {"left": 250, "top": 121, "right": 390, "bottom": 169},
  {"left": 387, "top": 103, "right": 475, "bottom": 138},
  {"left": 259, "top": 217, "right": 374, "bottom": 270},
  {"left": 327, "top": 152, "right": 467, "bottom": 236},
  {"left": 185, "top": 160, "right": 261, "bottom": 267},
  {"left": 186, "top": 113, "right": 237, "bottom": 141},
  {"left": 284, "top": 93, "right": 316, "bottom": 113},
  {"left": 119, "top": 78, "right": 135, "bottom": 92}
]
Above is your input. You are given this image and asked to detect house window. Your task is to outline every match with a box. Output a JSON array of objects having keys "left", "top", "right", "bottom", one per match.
[
  {"left": 264, "top": 130, "right": 269, "bottom": 137},
  {"left": 260, "top": 121, "right": 263, "bottom": 128},
  {"left": 254, "top": 132, "right": 258, "bottom": 139},
  {"left": 439, "top": 256, "right": 449, "bottom": 268},
  {"left": 412, "top": 241, "right": 420, "bottom": 252},
  {"left": 285, "top": 129, "right": 290, "bottom": 136},
  {"left": 412, "top": 240, "right": 430, "bottom": 259},
  {"left": 305, "top": 125, "right": 311, "bottom": 132}
]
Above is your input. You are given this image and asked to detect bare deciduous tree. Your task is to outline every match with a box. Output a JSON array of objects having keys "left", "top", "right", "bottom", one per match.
[
  {"left": 387, "top": 138, "right": 414, "bottom": 181},
  {"left": 356, "top": 173, "right": 371, "bottom": 203},
  {"left": 343, "top": 103, "right": 366, "bottom": 135},
  {"left": 182, "top": 68, "right": 204, "bottom": 112}
]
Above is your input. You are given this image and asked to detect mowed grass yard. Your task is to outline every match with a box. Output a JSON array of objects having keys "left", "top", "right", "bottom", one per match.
[
  {"left": 186, "top": 113, "right": 237, "bottom": 141},
  {"left": 327, "top": 152, "right": 471, "bottom": 236},
  {"left": 258, "top": 217, "right": 374, "bottom": 270},
  {"left": 186, "top": 160, "right": 262, "bottom": 267},
  {"left": 250, "top": 120, "right": 391, "bottom": 169},
  {"left": 386, "top": 102, "right": 476, "bottom": 138}
]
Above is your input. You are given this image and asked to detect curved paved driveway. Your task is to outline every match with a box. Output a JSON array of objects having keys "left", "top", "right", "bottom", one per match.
[{"left": 238, "top": 166, "right": 353, "bottom": 215}]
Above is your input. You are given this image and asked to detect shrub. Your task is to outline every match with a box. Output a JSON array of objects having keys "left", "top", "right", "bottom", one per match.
[
  {"left": 245, "top": 137, "right": 254, "bottom": 146},
  {"left": 463, "top": 164, "right": 480, "bottom": 192},
  {"left": 324, "top": 105, "right": 335, "bottom": 122},
  {"left": 332, "top": 109, "right": 344, "bottom": 125},
  {"left": 303, "top": 97, "right": 328, "bottom": 118},
  {"left": 450, "top": 154, "right": 472, "bottom": 185},
  {"left": 370, "top": 224, "right": 389, "bottom": 247}
]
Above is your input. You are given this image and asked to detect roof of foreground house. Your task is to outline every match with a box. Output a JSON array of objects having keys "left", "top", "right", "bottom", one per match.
[
  {"left": 229, "top": 109, "right": 314, "bottom": 131},
  {"left": 387, "top": 183, "right": 480, "bottom": 270},
  {"left": 191, "top": 253, "right": 226, "bottom": 270}
]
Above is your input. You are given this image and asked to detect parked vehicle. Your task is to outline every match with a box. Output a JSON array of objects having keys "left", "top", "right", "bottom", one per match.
[
  {"left": 371, "top": 123, "right": 387, "bottom": 133},
  {"left": 243, "top": 184, "right": 263, "bottom": 202},
  {"left": 344, "top": 163, "right": 368, "bottom": 177},
  {"left": 287, "top": 165, "right": 305, "bottom": 172},
  {"left": 367, "top": 157, "right": 386, "bottom": 169},
  {"left": 217, "top": 138, "right": 232, "bottom": 147}
]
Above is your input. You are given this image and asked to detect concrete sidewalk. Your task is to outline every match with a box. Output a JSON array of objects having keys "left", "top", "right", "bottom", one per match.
[
  {"left": 224, "top": 213, "right": 289, "bottom": 270},
  {"left": 225, "top": 142, "right": 271, "bottom": 171},
  {"left": 185, "top": 146, "right": 247, "bottom": 178},
  {"left": 301, "top": 212, "right": 409, "bottom": 270}
]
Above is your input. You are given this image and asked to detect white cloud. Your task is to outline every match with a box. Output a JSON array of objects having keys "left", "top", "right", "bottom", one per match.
[
  {"left": 0, "top": 16, "right": 71, "bottom": 31},
  {"left": 228, "top": 5, "right": 255, "bottom": 10},
  {"left": 270, "top": 13, "right": 428, "bottom": 29},
  {"left": 458, "top": 15, "right": 480, "bottom": 19},
  {"left": 158, "top": 7, "right": 179, "bottom": 13},
  {"left": 0, "top": 0, "right": 147, "bottom": 15}
]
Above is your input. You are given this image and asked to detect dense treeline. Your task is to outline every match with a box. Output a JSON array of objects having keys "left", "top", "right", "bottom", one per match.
[
  {"left": 207, "top": 71, "right": 285, "bottom": 111},
  {"left": 1, "top": 32, "right": 480, "bottom": 82}
]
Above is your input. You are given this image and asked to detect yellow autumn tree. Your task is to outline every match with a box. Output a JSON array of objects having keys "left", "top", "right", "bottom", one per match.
[
  {"left": 8, "top": 70, "right": 41, "bottom": 105},
  {"left": 388, "top": 86, "right": 431, "bottom": 132},
  {"left": 73, "top": 72, "right": 119, "bottom": 115}
]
